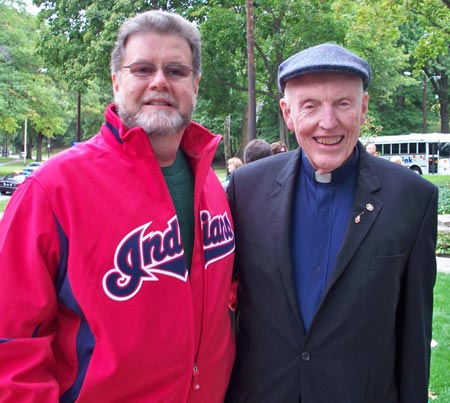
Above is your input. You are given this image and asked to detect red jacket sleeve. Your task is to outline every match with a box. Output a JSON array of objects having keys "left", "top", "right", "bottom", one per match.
[{"left": 0, "top": 178, "right": 61, "bottom": 400}]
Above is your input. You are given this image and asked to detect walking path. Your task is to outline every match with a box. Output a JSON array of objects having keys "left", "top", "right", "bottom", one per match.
[
  {"left": 436, "top": 256, "right": 450, "bottom": 274},
  {"left": 0, "top": 159, "right": 20, "bottom": 167}
]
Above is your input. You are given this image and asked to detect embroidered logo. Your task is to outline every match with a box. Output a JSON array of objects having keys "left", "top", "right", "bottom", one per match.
[
  {"left": 103, "top": 212, "right": 235, "bottom": 301},
  {"left": 200, "top": 210, "right": 235, "bottom": 267}
]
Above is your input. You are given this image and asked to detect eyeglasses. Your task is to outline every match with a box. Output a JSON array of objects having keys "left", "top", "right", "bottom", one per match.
[{"left": 122, "top": 62, "right": 194, "bottom": 80}]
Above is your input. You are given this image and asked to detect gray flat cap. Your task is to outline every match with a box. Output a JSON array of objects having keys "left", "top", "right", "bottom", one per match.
[{"left": 277, "top": 43, "right": 371, "bottom": 95}]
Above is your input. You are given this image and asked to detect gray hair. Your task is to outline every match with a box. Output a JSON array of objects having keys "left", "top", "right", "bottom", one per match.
[{"left": 110, "top": 10, "right": 201, "bottom": 78}]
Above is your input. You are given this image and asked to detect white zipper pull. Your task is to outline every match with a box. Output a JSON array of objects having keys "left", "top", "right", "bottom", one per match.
[{"left": 192, "top": 362, "right": 200, "bottom": 390}]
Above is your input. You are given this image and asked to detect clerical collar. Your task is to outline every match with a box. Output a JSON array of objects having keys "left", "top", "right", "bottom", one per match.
[
  {"left": 302, "top": 147, "right": 359, "bottom": 185},
  {"left": 314, "top": 172, "right": 332, "bottom": 183}
]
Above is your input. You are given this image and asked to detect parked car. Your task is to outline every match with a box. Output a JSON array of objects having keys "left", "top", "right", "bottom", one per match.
[
  {"left": 23, "top": 161, "right": 44, "bottom": 176},
  {"left": 0, "top": 171, "right": 27, "bottom": 195}
]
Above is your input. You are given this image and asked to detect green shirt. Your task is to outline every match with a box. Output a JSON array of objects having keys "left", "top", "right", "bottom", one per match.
[{"left": 161, "top": 149, "right": 195, "bottom": 271}]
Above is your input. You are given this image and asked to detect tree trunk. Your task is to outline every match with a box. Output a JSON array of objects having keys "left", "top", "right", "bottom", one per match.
[
  {"left": 246, "top": 0, "right": 256, "bottom": 142},
  {"left": 26, "top": 139, "right": 33, "bottom": 160},
  {"left": 36, "top": 132, "right": 44, "bottom": 162},
  {"left": 240, "top": 104, "right": 249, "bottom": 160},
  {"left": 223, "top": 115, "right": 231, "bottom": 164},
  {"left": 440, "top": 75, "right": 449, "bottom": 133},
  {"left": 2, "top": 134, "right": 8, "bottom": 157}
]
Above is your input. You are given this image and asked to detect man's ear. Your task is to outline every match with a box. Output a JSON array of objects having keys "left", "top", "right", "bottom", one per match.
[
  {"left": 360, "top": 92, "right": 369, "bottom": 125},
  {"left": 112, "top": 73, "right": 120, "bottom": 96},
  {"left": 280, "top": 98, "right": 294, "bottom": 131}
]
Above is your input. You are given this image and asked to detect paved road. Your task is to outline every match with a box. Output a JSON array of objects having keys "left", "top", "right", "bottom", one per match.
[
  {"left": 0, "top": 159, "right": 21, "bottom": 167},
  {"left": 0, "top": 159, "right": 24, "bottom": 202},
  {"left": 436, "top": 256, "right": 450, "bottom": 274}
]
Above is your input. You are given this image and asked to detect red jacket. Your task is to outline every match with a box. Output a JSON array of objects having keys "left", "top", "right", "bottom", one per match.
[{"left": 0, "top": 104, "right": 235, "bottom": 402}]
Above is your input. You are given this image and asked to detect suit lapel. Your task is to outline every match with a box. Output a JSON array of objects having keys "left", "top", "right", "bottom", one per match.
[
  {"left": 327, "top": 143, "right": 383, "bottom": 289},
  {"left": 270, "top": 150, "right": 305, "bottom": 332}
]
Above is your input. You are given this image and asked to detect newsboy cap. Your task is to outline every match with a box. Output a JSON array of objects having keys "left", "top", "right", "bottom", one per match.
[{"left": 277, "top": 43, "right": 371, "bottom": 95}]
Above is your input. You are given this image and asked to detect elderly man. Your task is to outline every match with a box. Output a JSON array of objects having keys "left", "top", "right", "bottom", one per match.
[
  {"left": 226, "top": 43, "right": 437, "bottom": 402},
  {"left": 0, "top": 10, "right": 235, "bottom": 402}
]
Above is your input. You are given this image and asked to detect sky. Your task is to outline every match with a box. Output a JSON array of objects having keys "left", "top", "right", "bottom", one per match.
[{"left": 25, "top": 0, "right": 40, "bottom": 15}]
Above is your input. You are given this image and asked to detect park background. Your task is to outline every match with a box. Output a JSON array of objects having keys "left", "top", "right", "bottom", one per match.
[
  {"left": 1, "top": 0, "right": 450, "bottom": 400},
  {"left": 1, "top": 0, "right": 450, "bottom": 161}
]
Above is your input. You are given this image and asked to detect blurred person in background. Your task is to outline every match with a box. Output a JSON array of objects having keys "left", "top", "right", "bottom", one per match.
[
  {"left": 243, "top": 138, "right": 272, "bottom": 163},
  {"left": 365, "top": 142, "right": 377, "bottom": 155},
  {"left": 223, "top": 156, "right": 244, "bottom": 190},
  {"left": 271, "top": 140, "right": 288, "bottom": 154}
]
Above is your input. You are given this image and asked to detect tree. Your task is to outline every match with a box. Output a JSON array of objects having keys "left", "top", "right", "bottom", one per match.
[
  {"left": 400, "top": 0, "right": 450, "bottom": 132},
  {"left": 0, "top": 1, "right": 76, "bottom": 160},
  {"left": 0, "top": 1, "right": 33, "bottom": 150},
  {"left": 198, "top": 0, "right": 347, "bottom": 152},
  {"left": 29, "top": 0, "right": 440, "bottom": 156}
]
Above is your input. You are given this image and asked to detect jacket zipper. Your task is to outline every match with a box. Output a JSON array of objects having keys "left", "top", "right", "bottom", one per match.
[{"left": 192, "top": 362, "right": 200, "bottom": 390}]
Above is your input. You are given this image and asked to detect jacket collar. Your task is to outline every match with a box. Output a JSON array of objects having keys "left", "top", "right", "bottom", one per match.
[{"left": 101, "top": 103, "right": 222, "bottom": 164}]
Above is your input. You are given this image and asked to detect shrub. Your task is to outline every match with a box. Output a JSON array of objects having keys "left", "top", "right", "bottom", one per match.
[
  {"left": 437, "top": 232, "right": 450, "bottom": 256},
  {"left": 438, "top": 185, "right": 450, "bottom": 215}
]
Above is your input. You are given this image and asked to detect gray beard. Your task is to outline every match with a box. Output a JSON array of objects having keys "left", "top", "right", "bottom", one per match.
[{"left": 116, "top": 99, "right": 192, "bottom": 137}]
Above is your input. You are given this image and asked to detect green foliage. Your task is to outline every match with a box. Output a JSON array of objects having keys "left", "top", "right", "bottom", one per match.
[
  {"left": 423, "top": 175, "right": 450, "bottom": 215},
  {"left": 360, "top": 115, "right": 384, "bottom": 138},
  {"left": 404, "top": 0, "right": 450, "bottom": 70},
  {"left": 436, "top": 232, "right": 450, "bottom": 256},
  {"left": 2, "top": 0, "right": 450, "bottom": 156},
  {"left": 437, "top": 185, "right": 450, "bottom": 215},
  {"left": 0, "top": 3, "right": 34, "bottom": 131},
  {"left": 426, "top": 175, "right": 450, "bottom": 257},
  {"left": 332, "top": 0, "right": 409, "bottom": 103},
  {"left": 0, "top": 199, "right": 8, "bottom": 212},
  {"left": 0, "top": 2, "right": 78, "bottom": 158}
]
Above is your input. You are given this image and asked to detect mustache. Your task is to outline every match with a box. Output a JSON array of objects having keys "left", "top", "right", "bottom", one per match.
[{"left": 141, "top": 92, "right": 178, "bottom": 108}]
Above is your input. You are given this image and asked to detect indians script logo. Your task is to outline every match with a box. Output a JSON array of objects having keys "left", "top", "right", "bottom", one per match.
[{"left": 103, "top": 211, "right": 235, "bottom": 301}]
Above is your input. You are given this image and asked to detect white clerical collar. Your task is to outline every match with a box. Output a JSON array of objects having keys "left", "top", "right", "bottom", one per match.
[{"left": 314, "top": 171, "right": 332, "bottom": 183}]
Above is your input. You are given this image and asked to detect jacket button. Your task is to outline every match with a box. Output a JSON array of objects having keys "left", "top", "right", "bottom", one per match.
[{"left": 301, "top": 352, "right": 311, "bottom": 361}]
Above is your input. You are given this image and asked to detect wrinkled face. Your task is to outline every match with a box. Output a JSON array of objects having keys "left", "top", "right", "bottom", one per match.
[
  {"left": 112, "top": 32, "right": 200, "bottom": 136},
  {"left": 280, "top": 72, "right": 369, "bottom": 174}
]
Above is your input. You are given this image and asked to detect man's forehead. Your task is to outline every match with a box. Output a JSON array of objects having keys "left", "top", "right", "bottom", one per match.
[{"left": 284, "top": 72, "right": 364, "bottom": 94}]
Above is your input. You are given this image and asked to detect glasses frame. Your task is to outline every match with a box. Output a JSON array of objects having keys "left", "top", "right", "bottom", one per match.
[{"left": 122, "top": 62, "right": 195, "bottom": 81}]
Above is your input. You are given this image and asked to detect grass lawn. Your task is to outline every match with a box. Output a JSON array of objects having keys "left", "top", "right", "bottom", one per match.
[
  {"left": 0, "top": 200, "right": 8, "bottom": 212},
  {"left": 424, "top": 174, "right": 450, "bottom": 186},
  {"left": 214, "top": 166, "right": 227, "bottom": 182},
  {"left": 0, "top": 159, "right": 31, "bottom": 177},
  {"left": 430, "top": 272, "right": 450, "bottom": 401}
]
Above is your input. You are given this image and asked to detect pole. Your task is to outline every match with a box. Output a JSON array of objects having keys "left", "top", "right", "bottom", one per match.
[
  {"left": 24, "top": 117, "right": 27, "bottom": 165},
  {"left": 246, "top": 0, "right": 256, "bottom": 141},
  {"left": 423, "top": 75, "right": 427, "bottom": 134},
  {"left": 224, "top": 115, "right": 231, "bottom": 164},
  {"left": 76, "top": 91, "right": 81, "bottom": 142}
]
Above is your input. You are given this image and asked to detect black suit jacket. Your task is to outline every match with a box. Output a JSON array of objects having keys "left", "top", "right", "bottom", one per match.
[{"left": 226, "top": 142, "right": 437, "bottom": 403}]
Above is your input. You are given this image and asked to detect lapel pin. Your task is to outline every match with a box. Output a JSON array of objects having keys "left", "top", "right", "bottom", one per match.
[
  {"left": 355, "top": 211, "right": 365, "bottom": 224},
  {"left": 355, "top": 203, "right": 375, "bottom": 223}
]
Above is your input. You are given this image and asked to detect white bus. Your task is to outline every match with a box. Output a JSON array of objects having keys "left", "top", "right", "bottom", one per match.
[{"left": 364, "top": 133, "right": 450, "bottom": 175}]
